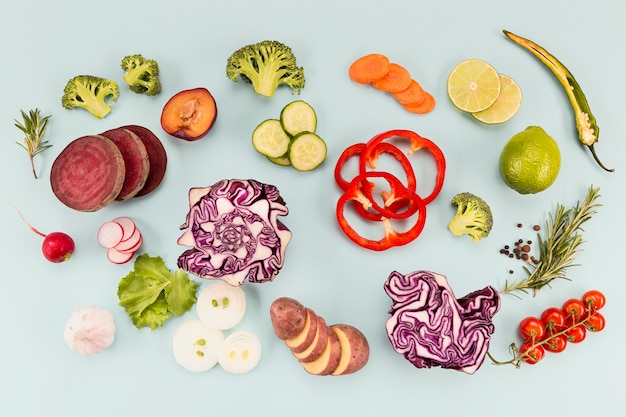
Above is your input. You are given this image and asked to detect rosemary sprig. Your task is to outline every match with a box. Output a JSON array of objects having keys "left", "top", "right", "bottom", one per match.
[
  {"left": 502, "top": 185, "right": 601, "bottom": 298},
  {"left": 15, "top": 108, "right": 53, "bottom": 179}
]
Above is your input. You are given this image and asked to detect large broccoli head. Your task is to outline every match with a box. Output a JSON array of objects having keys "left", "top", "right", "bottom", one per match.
[
  {"left": 448, "top": 192, "right": 493, "bottom": 242},
  {"left": 121, "top": 54, "right": 161, "bottom": 96},
  {"left": 226, "top": 40, "right": 305, "bottom": 98},
  {"left": 61, "top": 75, "right": 119, "bottom": 119}
]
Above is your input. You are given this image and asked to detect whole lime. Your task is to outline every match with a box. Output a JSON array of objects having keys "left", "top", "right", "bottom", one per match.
[{"left": 498, "top": 126, "right": 561, "bottom": 194}]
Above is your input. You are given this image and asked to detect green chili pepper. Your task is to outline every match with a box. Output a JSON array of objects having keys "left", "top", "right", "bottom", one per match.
[{"left": 503, "top": 30, "right": 614, "bottom": 172}]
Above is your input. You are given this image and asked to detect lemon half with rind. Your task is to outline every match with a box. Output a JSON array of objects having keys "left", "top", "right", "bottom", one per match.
[
  {"left": 447, "top": 59, "right": 501, "bottom": 113},
  {"left": 472, "top": 74, "right": 522, "bottom": 124}
]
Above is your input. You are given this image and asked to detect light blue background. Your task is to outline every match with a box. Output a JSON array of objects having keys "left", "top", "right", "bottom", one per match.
[{"left": 1, "top": 1, "right": 623, "bottom": 416}]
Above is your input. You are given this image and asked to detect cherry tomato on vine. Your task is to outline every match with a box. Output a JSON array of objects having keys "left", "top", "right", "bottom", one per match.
[
  {"left": 519, "top": 341, "right": 545, "bottom": 364},
  {"left": 540, "top": 307, "right": 567, "bottom": 334},
  {"left": 565, "top": 324, "right": 587, "bottom": 343},
  {"left": 518, "top": 316, "right": 546, "bottom": 341},
  {"left": 582, "top": 290, "right": 606, "bottom": 312},
  {"left": 562, "top": 298, "right": 587, "bottom": 322},
  {"left": 544, "top": 334, "right": 568, "bottom": 353},
  {"left": 583, "top": 312, "right": 606, "bottom": 332}
]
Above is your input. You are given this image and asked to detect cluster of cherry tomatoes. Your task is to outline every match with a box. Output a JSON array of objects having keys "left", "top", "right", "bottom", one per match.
[{"left": 517, "top": 289, "right": 606, "bottom": 364}]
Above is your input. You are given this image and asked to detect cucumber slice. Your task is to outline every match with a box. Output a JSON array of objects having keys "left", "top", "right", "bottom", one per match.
[
  {"left": 280, "top": 100, "right": 317, "bottom": 137},
  {"left": 288, "top": 132, "right": 327, "bottom": 172},
  {"left": 266, "top": 152, "right": 291, "bottom": 166},
  {"left": 252, "top": 119, "right": 291, "bottom": 158}
]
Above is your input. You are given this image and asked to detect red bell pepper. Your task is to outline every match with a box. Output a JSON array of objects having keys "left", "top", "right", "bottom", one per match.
[
  {"left": 334, "top": 143, "right": 417, "bottom": 221},
  {"left": 361, "top": 129, "right": 446, "bottom": 205},
  {"left": 333, "top": 128, "right": 446, "bottom": 251},
  {"left": 336, "top": 174, "right": 427, "bottom": 251}
]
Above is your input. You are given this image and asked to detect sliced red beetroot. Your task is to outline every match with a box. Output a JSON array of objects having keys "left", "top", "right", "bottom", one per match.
[
  {"left": 100, "top": 128, "right": 150, "bottom": 201},
  {"left": 121, "top": 125, "right": 167, "bottom": 197},
  {"left": 50, "top": 135, "right": 125, "bottom": 212},
  {"left": 97, "top": 221, "right": 125, "bottom": 249},
  {"left": 107, "top": 247, "right": 135, "bottom": 264},
  {"left": 160, "top": 87, "right": 217, "bottom": 141}
]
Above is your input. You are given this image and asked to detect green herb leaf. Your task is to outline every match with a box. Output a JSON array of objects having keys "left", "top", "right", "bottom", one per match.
[{"left": 14, "top": 108, "right": 53, "bottom": 179}]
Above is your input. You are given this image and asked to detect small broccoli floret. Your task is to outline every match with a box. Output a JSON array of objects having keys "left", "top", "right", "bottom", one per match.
[
  {"left": 448, "top": 192, "right": 493, "bottom": 242},
  {"left": 121, "top": 54, "right": 161, "bottom": 96},
  {"left": 226, "top": 40, "right": 305, "bottom": 98},
  {"left": 61, "top": 75, "right": 119, "bottom": 119}
]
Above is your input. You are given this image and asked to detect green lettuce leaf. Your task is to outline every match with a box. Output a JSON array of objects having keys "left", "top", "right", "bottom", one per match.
[
  {"left": 131, "top": 294, "right": 171, "bottom": 330},
  {"left": 165, "top": 268, "right": 199, "bottom": 316},
  {"left": 117, "top": 254, "right": 198, "bottom": 330}
]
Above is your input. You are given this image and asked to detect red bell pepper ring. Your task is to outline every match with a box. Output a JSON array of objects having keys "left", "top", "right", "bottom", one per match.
[
  {"left": 334, "top": 142, "right": 366, "bottom": 191},
  {"left": 359, "top": 141, "right": 417, "bottom": 211},
  {"left": 336, "top": 174, "right": 427, "bottom": 251},
  {"left": 354, "top": 171, "right": 421, "bottom": 220},
  {"left": 334, "top": 141, "right": 418, "bottom": 217},
  {"left": 361, "top": 129, "right": 446, "bottom": 205}
]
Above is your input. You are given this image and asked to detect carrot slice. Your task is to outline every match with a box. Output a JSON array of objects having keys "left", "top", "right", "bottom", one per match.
[
  {"left": 371, "top": 63, "right": 412, "bottom": 93},
  {"left": 392, "top": 80, "right": 426, "bottom": 105},
  {"left": 348, "top": 54, "right": 390, "bottom": 84},
  {"left": 402, "top": 92, "right": 436, "bottom": 114}
]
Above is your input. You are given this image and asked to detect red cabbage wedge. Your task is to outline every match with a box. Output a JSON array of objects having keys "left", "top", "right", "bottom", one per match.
[
  {"left": 384, "top": 270, "right": 500, "bottom": 374},
  {"left": 177, "top": 179, "right": 291, "bottom": 286}
]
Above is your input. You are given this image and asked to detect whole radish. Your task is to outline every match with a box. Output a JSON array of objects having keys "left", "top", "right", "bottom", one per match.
[
  {"left": 13, "top": 205, "right": 75, "bottom": 263},
  {"left": 40, "top": 231, "right": 75, "bottom": 262}
]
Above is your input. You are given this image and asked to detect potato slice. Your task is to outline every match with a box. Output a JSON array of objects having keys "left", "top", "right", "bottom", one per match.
[
  {"left": 285, "top": 308, "right": 318, "bottom": 353},
  {"left": 292, "top": 315, "right": 328, "bottom": 363},
  {"left": 330, "top": 324, "right": 370, "bottom": 376},
  {"left": 301, "top": 325, "right": 342, "bottom": 376}
]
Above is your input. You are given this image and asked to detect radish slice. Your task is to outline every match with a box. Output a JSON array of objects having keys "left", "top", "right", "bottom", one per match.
[
  {"left": 218, "top": 330, "right": 262, "bottom": 374},
  {"left": 107, "top": 247, "right": 135, "bottom": 264},
  {"left": 114, "top": 227, "right": 142, "bottom": 253},
  {"left": 196, "top": 281, "right": 246, "bottom": 330},
  {"left": 172, "top": 320, "right": 224, "bottom": 372},
  {"left": 97, "top": 221, "right": 124, "bottom": 249},
  {"left": 112, "top": 216, "right": 137, "bottom": 241},
  {"left": 116, "top": 233, "right": 143, "bottom": 254}
]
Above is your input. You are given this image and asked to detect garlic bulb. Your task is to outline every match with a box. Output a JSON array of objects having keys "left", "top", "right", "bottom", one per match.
[{"left": 64, "top": 306, "right": 115, "bottom": 356}]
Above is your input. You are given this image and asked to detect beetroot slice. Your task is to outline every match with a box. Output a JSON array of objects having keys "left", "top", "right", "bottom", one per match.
[
  {"left": 121, "top": 125, "right": 167, "bottom": 197},
  {"left": 100, "top": 128, "right": 150, "bottom": 201},
  {"left": 50, "top": 135, "right": 125, "bottom": 212}
]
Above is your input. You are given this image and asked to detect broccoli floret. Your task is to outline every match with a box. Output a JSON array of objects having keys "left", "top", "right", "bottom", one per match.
[
  {"left": 448, "top": 192, "right": 493, "bottom": 242},
  {"left": 226, "top": 40, "right": 305, "bottom": 98},
  {"left": 61, "top": 75, "right": 119, "bottom": 119},
  {"left": 121, "top": 54, "right": 161, "bottom": 96}
]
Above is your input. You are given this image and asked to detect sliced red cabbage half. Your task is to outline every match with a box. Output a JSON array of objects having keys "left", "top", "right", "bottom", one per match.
[
  {"left": 177, "top": 179, "right": 292, "bottom": 286},
  {"left": 383, "top": 270, "right": 500, "bottom": 374}
]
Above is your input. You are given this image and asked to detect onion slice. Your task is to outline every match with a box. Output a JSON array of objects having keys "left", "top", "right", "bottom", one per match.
[
  {"left": 218, "top": 330, "right": 262, "bottom": 374},
  {"left": 196, "top": 281, "right": 246, "bottom": 330},
  {"left": 172, "top": 320, "right": 224, "bottom": 372}
]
